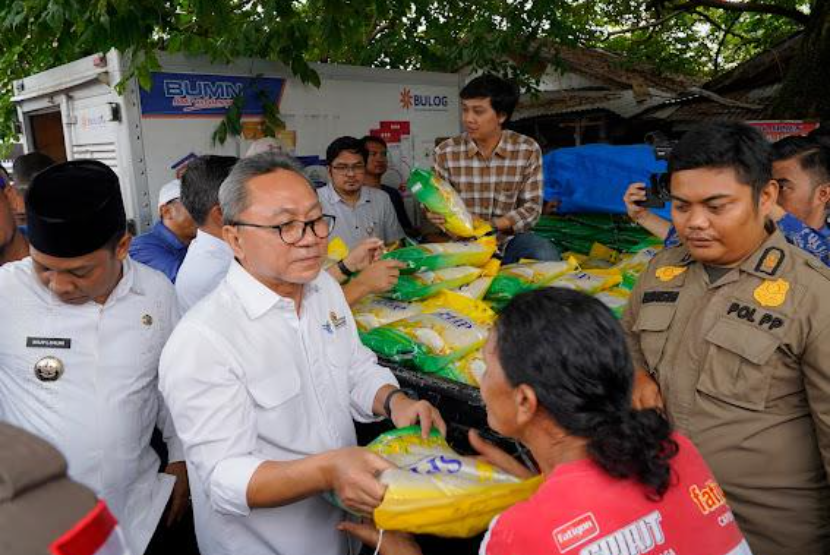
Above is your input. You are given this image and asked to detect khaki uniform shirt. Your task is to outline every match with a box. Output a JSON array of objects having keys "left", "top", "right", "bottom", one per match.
[{"left": 622, "top": 230, "right": 830, "bottom": 554}]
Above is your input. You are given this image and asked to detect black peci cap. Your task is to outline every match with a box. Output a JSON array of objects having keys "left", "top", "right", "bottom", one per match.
[{"left": 26, "top": 160, "right": 126, "bottom": 257}]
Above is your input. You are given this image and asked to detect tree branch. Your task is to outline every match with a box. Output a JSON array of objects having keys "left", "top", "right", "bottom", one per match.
[
  {"left": 676, "top": 0, "right": 810, "bottom": 26},
  {"left": 604, "top": 10, "right": 689, "bottom": 39}
]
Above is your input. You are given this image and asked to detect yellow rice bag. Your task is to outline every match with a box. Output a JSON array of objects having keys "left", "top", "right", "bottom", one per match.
[
  {"left": 551, "top": 268, "right": 622, "bottom": 295},
  {"left": 385, "top": 266, "right": 483, "bottom": 302},
  {"left": 369, "top": 427, "right": 543, "bottom": 537}
]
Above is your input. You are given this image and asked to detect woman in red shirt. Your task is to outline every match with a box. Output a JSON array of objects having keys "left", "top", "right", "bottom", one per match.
[{"left": 342, "top": 288, "right": 749, "bottom": 555}]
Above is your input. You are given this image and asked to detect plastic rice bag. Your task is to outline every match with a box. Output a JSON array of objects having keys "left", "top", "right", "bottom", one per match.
[
  {"left": 407, "top": 168, "right": 478, "bottom": 238},
  {"left": 367, "top": 427, "right": 542, "bottom": 537},
  {"left": 551, "top": 268, "right": 622, "bottom": 295},
  {"left": 384, "top": 266, "right": 482, "bottom": 302},
  {"left": 594, "top": 288, "right": 631, "bottom": 319},
  {"left": 485, "top": 259, "right": 576, "bottom": 302},
  {"left": 352, "top": 297, "right": 424, "bottom": 332},
  {"left": 439, "top": 348, "right": 486, "bottom": 387},
  {"left": 359, "top": 308, "right": 490, "bottom": 373},
  {"left": 383, "top": 241, "right": 495, "bottom": 274}
]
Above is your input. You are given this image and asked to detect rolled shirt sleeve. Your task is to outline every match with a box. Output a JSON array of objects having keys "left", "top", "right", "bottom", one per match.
[
  {"left": 159, "top": 323, "right": 265, "bottom": 516},
  {"left": 503, "top": 144, "right": 543, "bottom": 233},
  {"left": 344, "top": 311, "right": 398, "bottom": 422}
]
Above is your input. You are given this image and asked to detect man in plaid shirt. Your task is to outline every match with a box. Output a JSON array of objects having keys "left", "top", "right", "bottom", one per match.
[{"left": 431, "top": 74, "right": 560, "bottom": 264}]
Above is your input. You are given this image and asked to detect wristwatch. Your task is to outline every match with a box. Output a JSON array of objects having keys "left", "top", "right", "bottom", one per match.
[
  {"left": 383, "top": 388, "right": 418, "bottom": 419},
  {"left": 337, "top": 259, "right": 355, "bottom": 278}
]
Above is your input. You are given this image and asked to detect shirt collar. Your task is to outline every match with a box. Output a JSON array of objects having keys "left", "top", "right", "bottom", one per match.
[
  {"left": 153, "top": 221, "right": 186, "bottom": 250},
  {"left": 104, "top": 257, "right": 145, "bottom": 306},
  {"left": 323, "top": 183, "right": 369, "bottom": 206},
  {"left": 195, "top": 229, "right": 232, "bottom": 252},
  {"left": 464, "top": 131, "right": 508, "bottom": 159},
  {"left": 225, "top": 260, "right": 325, "bottom": 320}
]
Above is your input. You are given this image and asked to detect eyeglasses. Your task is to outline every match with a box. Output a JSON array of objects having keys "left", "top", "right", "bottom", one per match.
[
  {"left": 231, "top": 214, "right": 336, "bottom": 245},
  {"left": 330, "top": 163, "right": 366, "bottom": 175}
]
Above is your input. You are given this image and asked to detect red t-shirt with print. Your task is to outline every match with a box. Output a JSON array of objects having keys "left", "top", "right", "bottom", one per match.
[{"left": 481, "top": 434, "right": 749, "bottom": 555}]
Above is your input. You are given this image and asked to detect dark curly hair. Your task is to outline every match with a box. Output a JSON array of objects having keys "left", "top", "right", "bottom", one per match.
[{"left": 495, "top": 288, "right": 679, "bottom": 499}]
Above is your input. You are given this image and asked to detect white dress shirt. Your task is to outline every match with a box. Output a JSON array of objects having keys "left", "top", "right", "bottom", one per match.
[
  {"left": 159, "top": 261, "right": 398, "bottom": 554},
  {"left": 175, "top": 229, "right": 234, "bottom": 312},
  {"left": 319, "top": 184, "right": 406, "bottom": 250},
  {"left": 0, "top": 257, "right": 183, "bottom": 553}
]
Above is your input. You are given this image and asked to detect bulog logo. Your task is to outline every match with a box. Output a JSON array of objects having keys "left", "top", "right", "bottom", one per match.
[{"left": 400, "top": 88, "right": 449, "bottom": 111}]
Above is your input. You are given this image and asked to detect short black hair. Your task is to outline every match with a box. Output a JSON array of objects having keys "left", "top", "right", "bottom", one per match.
[
  {"left": 360, "top": 135, "right": 387, "bottom": 150},
  {"left": 808, "top": 125, "right": 830, "bottom": 149},
  {"left": 460, "top": 74, "right": 520, "bottom": 123},
  {"left": 496, "top": 288, "right": 678, "bottom": 499},
  {"left": 12, "top": 152, "right": 55, "bottom": 188},
  {"left": 668, "top": 121, "right": 772, "bottom": 203},
  {"left": 180, "top": 155, "right": 239, "bottom": 225},
  {"left": 772, "top": 136, "right": 830, "bottom": 188},
  {"left": 326, "top": 136, "right": 367, "bottom": 166}
]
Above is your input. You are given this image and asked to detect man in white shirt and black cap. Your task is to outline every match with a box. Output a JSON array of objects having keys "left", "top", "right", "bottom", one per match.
[
  {"left": 159, "top": 152, "right": 445, "bottom": 554},
  {"left": 0, "top": 160, "right": 189, "bottom": 553}
]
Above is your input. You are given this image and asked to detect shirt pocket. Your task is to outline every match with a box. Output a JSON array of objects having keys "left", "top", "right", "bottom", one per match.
[
  {"left": 633, "top": 304, "right": 677, "bottom": 372},
  {"left": 246, "top": 374, "right": 301, "bottom": 413},
  {"left": 697, "top": 319, "right": 781, "bottom": 411}
]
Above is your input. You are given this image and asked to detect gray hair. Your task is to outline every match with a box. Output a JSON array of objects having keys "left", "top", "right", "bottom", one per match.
[{"left": 218, "top": 152, "right": 315, "bottom": 224}]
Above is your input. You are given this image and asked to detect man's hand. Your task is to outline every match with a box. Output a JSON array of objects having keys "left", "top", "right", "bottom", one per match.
[
  {"left": 344, "top": 238, "right": 385, "bottom": 272},
  {"left": 325, "top": 448, "right": 395, "bottom": 515},
  {"left": 163, "top": 461, "right": 190, "bottom": 528},
  {"left": 389, "top": 395, "right": 447, "bottom": 439},
  {"left": 492, "top": 216, "right": 513, "bottom": 233},
  {"left": 624, "top": 183, "right": 651, "bottom": 222},
  {"left": 351, "top": 259, "right": 406, "bottom": 295},
  {"left": 468, "top": 429, "right": 536, "bottom": 479},
  {"left": 632, "top": 369, "right": 664, "bottom": 410},
  {"left": 337, "top": 520, "right": 422, "bottom": 555},
  {"left": 425, "top": 210, "right": 446, "bottom": 229}
]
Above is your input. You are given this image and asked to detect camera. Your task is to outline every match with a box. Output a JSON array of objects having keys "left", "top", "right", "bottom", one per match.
[{"left": 636, "top": 132, "right": 672, "bottom": 209}]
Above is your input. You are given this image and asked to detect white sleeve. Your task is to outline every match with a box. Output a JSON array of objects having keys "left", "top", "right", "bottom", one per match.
[
  {"left": 342, "top": 294, "right": 398, "bottom": 422},
  {"left": 159, "top": 323, "right": 266, "bottom": 516}
]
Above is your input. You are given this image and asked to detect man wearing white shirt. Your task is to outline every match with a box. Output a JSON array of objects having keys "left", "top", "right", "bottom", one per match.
[
  {"left": 0, "top": 160, "right": 188, "bottom": 553},
  {"left": 159, "top": 152, "right": 445, "bottom": 554},
  {"left": 175, "top": 155, "right": 238, "bottom": 312}
]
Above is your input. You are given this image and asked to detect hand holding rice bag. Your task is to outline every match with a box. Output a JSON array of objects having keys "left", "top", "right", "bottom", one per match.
[
  {"left": 365, "top": 427, "right": 542, "bottom": 537},
  {"left": 485, "top": 259, "right": 576, "bottom": 302},
  {"left": 384, "top": 266, "right": 482, "bottom": 302},
  {"left": 408, "top": 168, "right": 477, "bottom": 238},
  {"left": 383, "top": 241, "right": 495, "bottom": 274},
  {"left": 352, "top": 297, "right": 423, "bottom": 331},
  {"left": 359, "top": 307, "right": 489, "bottom": 372}
]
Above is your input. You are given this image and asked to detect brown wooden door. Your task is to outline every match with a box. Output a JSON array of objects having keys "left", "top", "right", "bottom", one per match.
[{"left": 30, "top": 111, "right": 67, "bottom": 162}]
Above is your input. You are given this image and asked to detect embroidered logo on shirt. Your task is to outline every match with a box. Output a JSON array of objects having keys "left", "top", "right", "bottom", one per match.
[
  {"left": 34, "top": 356, "right": 65, "bottom": 382},
  {"left": 322, "top": 322, "right": 334, "bottom": 335},
  {"left": 552, "top": 513, "right": 600, "bottom": 553},
  {"left": 754, "top": 247, "right": 785, "bottom": 276},
  {"left": 141, "top": 314, "right": 154, "bottom": 326},
  {"left": 726, "top": 301, "right": 785, "bottom": 331},
  {"left": 753, "top": 279, "right": 789, "bottom": 308},
  {"left": 330, "top": 311, "right": 347, "bottom": 330},
  {"left": 655, "top": 266, "right": 687, "bottom": 282},
  {"left": 26, "top": 337, "right": 71, "bottom": 349}
]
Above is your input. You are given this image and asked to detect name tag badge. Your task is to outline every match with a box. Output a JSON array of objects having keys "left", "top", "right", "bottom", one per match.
[{"left": 26, "top": 337, "right": 71, "bottom": 349}]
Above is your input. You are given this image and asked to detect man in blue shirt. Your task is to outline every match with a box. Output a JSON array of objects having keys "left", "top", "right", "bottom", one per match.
[
  {"left": 625, "top": 137, "right": 830, "bottom": 266},
  {"left": 129, "top": 180, "right": 197, "bottom": 282}
]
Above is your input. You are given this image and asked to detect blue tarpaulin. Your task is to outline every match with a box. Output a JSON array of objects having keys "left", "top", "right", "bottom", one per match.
[{"left": 543, "top": 144, "right": 670, "bottom": 219}]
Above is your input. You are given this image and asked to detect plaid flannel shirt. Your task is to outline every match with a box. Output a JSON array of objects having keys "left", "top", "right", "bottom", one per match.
[{"left": 433, "top": 130, "right": 543, "bottom": 243}]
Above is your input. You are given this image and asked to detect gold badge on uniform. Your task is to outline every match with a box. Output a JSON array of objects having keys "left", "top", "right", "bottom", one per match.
[
  {"left": 141, "top": 314, "right": 153, "bottom": 326},
  {"left": 754, "top": 279, "right": 790, "bottom": 307},
  {"left": 655, "top": 266, "right": 687, "bottom": 282},
  {"left": 34, "top": 356, "right": 64, "bottom": 382}
]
